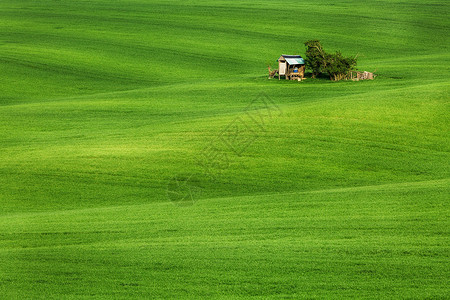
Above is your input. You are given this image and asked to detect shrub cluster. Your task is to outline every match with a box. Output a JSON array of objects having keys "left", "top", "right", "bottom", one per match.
[{"left": 304, "top": 40, "right": 357, "bottom": 81}]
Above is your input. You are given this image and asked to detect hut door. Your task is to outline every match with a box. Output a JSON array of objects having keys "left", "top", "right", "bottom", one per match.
[{"left": 279, "top": 62, "right": 286, "bottom": 75}]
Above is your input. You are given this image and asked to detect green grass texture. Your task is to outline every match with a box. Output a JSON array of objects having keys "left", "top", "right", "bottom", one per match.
[{"left": 0, "top": 0, "right": 449, "bottom": 298}]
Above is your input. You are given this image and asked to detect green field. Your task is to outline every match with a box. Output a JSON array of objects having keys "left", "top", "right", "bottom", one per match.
[{"left": 1, "top": 0, "right": 449, "bottom": 298}]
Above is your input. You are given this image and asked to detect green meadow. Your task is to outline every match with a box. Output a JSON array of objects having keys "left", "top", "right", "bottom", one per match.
[{"left": 0, "top": 0, "right": 449, "bottom": 298}]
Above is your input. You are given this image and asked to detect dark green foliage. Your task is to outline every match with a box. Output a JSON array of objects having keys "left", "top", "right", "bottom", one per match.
[
  {"left": 323, "top": 51, "right": 358, "bottom": 81},
  {"left": 304, "top": 40, "right": 326, "bottom": 78},
  {"left": 304, "top": 40, "right": 357, "bottom": 81}
]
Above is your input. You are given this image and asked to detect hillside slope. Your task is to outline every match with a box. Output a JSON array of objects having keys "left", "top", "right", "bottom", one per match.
[{"left": 0, "top": 0, "right": 449, "bottom": 298}]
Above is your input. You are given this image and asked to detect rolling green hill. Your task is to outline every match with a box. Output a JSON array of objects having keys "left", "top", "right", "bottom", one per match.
[{"left": 0, "top": 0, "right": 449, "bottom": 298}]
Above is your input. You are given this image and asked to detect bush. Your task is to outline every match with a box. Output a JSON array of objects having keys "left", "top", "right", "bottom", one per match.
[
  {"left": 304, "top": 40, "right": 357, "bottom": 81},
  {"left": 323, "top": 51, "right": 357, "bottom": 81}
]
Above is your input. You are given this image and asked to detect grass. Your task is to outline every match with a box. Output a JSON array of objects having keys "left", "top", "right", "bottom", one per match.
[{"left": 0, "top": 0, "right": 449, "bottom": 298}]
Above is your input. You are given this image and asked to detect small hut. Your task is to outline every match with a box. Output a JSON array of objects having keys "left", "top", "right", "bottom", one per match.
[{"left": 278, "top": 55, "right": 305, "bottom": 81}]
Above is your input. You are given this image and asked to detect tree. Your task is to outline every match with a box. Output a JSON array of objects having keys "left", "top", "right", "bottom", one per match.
[
  {"left": 304, "top": 40, "right": 326, "bottom": 78},
  {"left": 304, "top": 40, "right": 357, "bottom": 81},
  {"left": 323, "top": 51, "right": 357, "bottom": 81}
]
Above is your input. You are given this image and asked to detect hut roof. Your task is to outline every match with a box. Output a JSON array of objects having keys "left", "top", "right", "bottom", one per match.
[{"left": 278, "top": 54, "right": 305, "bottom": 65}]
